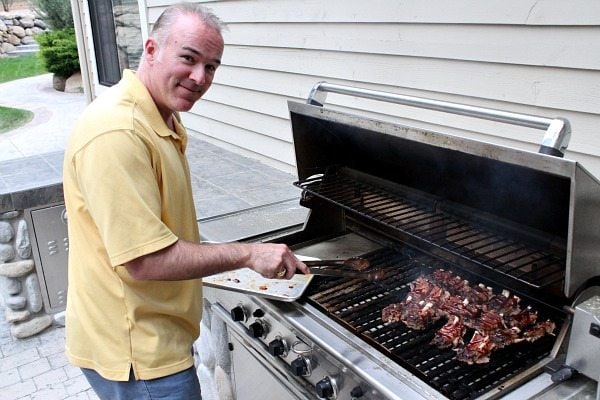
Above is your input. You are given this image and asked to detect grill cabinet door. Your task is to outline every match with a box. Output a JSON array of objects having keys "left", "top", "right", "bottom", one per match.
[{"left": 27, "top": 203, "right": 69, "bottom": 313}]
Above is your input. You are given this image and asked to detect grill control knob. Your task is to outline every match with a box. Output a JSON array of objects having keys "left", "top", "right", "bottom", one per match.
[
  {"left": 252, "top": 308, "right": 265, "bottom": 318},
  {"left": 290, "top": 356, "right": 312, "bottom": 377},
  {"left": 350, "top": 386, "right": 364, "bottom": 398},
  {"left": 248, "top": 320, "right": 267, "bottom": 338},
  {"left": 315, "top": 376, "right": 338, "bottom": 399},
  {"left": 267, "top": 337, "right": 288, "bottom": 357},
  {"left": 230, "top": 306, "right": 247, "bottom": 322}
]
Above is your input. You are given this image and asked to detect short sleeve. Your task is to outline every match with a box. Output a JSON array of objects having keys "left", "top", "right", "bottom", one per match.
[{"left": 74, "top": 130, "right": 178, "bottom": 266}]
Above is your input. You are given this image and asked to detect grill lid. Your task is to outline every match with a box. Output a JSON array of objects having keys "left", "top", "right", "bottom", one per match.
[{"left": 289, "top": 87, "right": 600, "bottom": 298}]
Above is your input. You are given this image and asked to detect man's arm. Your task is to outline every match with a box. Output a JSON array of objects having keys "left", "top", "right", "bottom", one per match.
[{"left": 124, "top": 239, "right": 309, "bottom": 281}]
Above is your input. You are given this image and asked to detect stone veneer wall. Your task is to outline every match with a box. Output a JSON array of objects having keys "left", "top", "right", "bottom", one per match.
[
  {"left": 194, "top": 300, "right": 235, "bottom": 400},
  {"left": 0, "top": 9, "right": 47, "bottom": 55},
  {"left": 0, "top": 210, "right": 54, "bottom": 338}
]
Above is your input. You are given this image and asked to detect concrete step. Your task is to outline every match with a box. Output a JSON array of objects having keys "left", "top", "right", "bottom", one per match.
[{"left": 6, "top": 44, "right": 39, "bottom": 56}]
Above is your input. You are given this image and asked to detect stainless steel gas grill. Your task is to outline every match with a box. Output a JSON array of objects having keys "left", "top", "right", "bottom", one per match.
[{"left": 202, "top": 83, "right": 600, "bottom": 400}]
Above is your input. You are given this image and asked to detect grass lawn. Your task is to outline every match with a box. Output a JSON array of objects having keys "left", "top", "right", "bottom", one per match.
[
  {"left": 0, "top": 53, "right": 47, "bottom": 84},
  {"left": 0, "top": 53, "right": 47, "bottom": 134},
  {"left": 0, "top": 106, "right": 33, "bottom": 133}
]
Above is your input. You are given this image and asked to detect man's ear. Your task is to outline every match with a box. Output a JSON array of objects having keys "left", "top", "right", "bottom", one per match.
[{"left": 144, "top": 37, "right": 158, "bottom": 62}]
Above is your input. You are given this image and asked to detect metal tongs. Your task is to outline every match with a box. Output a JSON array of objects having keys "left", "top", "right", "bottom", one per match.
[{"left": 302, "top": 257, "right": 385, "bottom": 282}]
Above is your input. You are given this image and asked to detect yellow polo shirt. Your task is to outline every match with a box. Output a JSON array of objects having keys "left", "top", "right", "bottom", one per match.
[{"left": 63, "top": 70, "right": 202, "bottom": 381}]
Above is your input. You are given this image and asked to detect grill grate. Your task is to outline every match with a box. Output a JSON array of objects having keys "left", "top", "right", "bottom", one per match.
[
  {"left": 295, "top": 170, "right": 565, "bottom": 291},
  {"left": 305, "top": 247, "right": 563, "bottom": 400}
]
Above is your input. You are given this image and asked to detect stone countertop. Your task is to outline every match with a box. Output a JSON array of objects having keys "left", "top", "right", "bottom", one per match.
[
  {"left": 0, "top": 139, "right": 307, "bottom": 230},
  {"left": 0, "top": 151, "right": 64, "bottom": 213}
]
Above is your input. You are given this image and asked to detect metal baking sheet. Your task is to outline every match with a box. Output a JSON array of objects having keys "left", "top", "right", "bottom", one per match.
[{"left": 202, "top": 256, "right": 317, "bottom": 302}]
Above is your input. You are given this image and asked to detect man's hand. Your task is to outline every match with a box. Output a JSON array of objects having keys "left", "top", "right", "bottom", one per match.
[{"left": 244, "top": 243, "right": 310, "bottom": 279}]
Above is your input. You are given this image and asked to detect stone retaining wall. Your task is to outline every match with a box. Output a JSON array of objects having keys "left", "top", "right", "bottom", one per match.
[
  {"left": 0, "top": 9, "right": 48, "bottom": 55},
  {"left": 0, "top": 210, "right": 54, "bottom": 338}
]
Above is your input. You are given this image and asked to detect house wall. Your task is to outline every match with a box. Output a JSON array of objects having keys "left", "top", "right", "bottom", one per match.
[{"left": 94, "top": 1, "right": 600, "bottom": 176}]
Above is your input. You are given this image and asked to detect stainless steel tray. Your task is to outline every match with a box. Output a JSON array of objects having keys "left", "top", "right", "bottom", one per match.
[{"left": 202, "top": 256, "right": 317, "bottom": 302}]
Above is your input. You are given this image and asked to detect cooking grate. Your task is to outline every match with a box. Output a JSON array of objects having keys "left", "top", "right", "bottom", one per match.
[
  {"left": 295, "top": 170, "right": 565, "bottom": 292},
  {"left": 305, "top": 247, "right": 563, "bottom": 400}
]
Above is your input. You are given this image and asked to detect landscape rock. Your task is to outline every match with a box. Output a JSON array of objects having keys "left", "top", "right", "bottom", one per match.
[
  {"left": 0, "top": 221, "right": 14, "bottom": 243},
  {"left": 19, "top": 17, "right": 34, "bottom": 28},
  {"left": 8, "top": 24, "right": 25, "bottom": 38},
  {"left": 0, "top": 243, "right": 15, "bottom": 262},
  {"left": 65, "top": 72, "right": 83, "bottom": 93},
  {"left": 0, "top": 42, "right": 14, "bottom": 53},
  {"left": 5, "top": 308, "right": 30, "bottom": 323},
  {"left": 0, "top": 211, "right": 19, "bottom": 219},
  {"left": 11, "top": 314, "right": 53, "bottom": 338},
  {"left": 25, "top": 273, "right": 43, "bottom": 312},
  {"left": 0, "top": 10, "right": 48, "bottom": 55},
  {"left": 6, "top": 295, "right": 27, "bottom": 310},
  {"left": 6, "top": 33, "right": 20, "bottom": 45},
  {"left": 34, "top": 19, "right": 46, "bottom": 29},
  {"left": 5, "top": 277, "right": 21, "bottom": 295},
  {"left": 0, "top": 259, "right": 35, "bottom": 277},
  {"left": 16, "top": 219, "right": 31, "bottom": 259}
]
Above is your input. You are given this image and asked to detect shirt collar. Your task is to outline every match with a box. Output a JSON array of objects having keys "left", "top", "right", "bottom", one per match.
[{"left": 122, "top": 69, "right": 187, "bottom": 149}]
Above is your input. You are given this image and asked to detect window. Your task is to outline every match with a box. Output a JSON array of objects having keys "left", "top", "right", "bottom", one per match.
[{"left": 89, "top": 0, "right": 142, "bottom": 86}]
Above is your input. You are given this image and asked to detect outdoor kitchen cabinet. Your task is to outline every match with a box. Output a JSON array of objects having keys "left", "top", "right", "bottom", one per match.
[{"left": 25, "top": 202, "right": 69, "bottom": 313}]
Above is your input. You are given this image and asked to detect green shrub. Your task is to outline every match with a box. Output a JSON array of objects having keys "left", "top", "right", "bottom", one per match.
[{"left": 36, "top": 28, "right": 79, "bottom": 78}]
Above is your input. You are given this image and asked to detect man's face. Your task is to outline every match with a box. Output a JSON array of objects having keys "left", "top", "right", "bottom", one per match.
[{"left": 146, "top": 14, "right": 224, "bottom": 116}]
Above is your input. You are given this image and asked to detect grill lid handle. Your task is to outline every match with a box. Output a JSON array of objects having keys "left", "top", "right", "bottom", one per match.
[{"left": 306, "top": 81, "right": 571, "bottom": 157}]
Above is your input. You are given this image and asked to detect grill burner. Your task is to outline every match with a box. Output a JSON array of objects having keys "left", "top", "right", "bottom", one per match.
[{"left": 304, "top": 246, "right": 564, "bottom": 400}]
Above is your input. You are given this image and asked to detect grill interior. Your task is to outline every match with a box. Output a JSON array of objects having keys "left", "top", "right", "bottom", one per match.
[
  {"left": 293, "top": 166, "right": 569, "bottom": 399},
  {"left": 295, "top": 168, "right": 566, "bottom": 294},
  {"left": 304, "top": 246, "right": 565, "bottom": 400}
]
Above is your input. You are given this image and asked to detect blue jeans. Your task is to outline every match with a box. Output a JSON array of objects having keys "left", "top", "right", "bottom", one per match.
[{"left": 82, "top": 366, "right": 202, "bottom": 400}]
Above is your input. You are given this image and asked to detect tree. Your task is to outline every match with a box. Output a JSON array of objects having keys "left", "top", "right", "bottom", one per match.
[
  {"left": 1, "top": 0, "right": 14, "bottom": 12},
  {"left": 30, "top": 0, "right": 73, "bottom": 29}
]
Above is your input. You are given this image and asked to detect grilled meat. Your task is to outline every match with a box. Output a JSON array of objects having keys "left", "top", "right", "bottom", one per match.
[
  {"left": 409, "top": 276, "right": 435, "bottom": 300},
  {"left": 469, "top": 310, "right": 505, "bottom": 333},
  {"left": 403, "top": 300, "right": 438, "bottom": 330},
  {"left": 439, "top": 295, "right": 480, "bottom": 321},
  {"left": 486, "top": 289, "right": 521, "bottom": 315},
  {"left": 464, "top": 284, "right": 494, "bottom": 305},
  {"left": 455, "top": 331, "right": 495, "bottom": 365},
  {"left": 382, "top": 296, "right": 443, "bottom": 330},
  {"left": 523, "top": 320, "right": 556, "bottom": 342},
  {"left": 506, "top": 306, "right": 538, "bottom": 328},
  {"left": 381, "top": 303, "right": 404, "bottom": 324},
  {"left": 490, "top": 327, "right": 522, "bottom": 349},
  {"left": 431, "top": 269, "right": 470, "bottom": 294},
  {"left": 381, "top": 269, "right": 556, "bottom": 364},
  {"left": 431, "top": 315, "right": 466, "bottom": 349}
]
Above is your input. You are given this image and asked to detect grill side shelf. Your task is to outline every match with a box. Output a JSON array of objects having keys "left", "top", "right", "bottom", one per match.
[{"left": 294, "top": 170, "right": 566, "bottom": 295}]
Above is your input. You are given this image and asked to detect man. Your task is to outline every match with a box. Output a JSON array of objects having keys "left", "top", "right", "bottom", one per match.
[{"left": 62, "top": 3, "right": 309, "bottom": 399}]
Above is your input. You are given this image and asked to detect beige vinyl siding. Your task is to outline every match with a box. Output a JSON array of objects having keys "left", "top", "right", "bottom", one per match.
[{"left": 142, "top": 1, "right": 600, "bottom": 176}]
